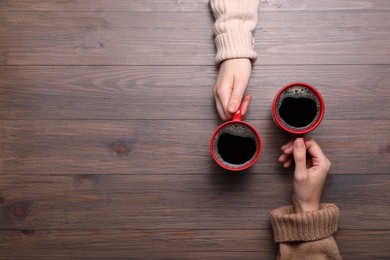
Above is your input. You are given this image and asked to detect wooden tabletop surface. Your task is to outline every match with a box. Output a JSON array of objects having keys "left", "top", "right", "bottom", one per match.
[{"left": 0, "top": 1, "right": 389, "bottom": 259}]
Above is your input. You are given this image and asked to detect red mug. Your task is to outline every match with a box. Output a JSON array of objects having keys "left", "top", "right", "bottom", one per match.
[
  {"left": 272, "top": 82, "right": 325, "bottom": 136},
  {"left": 210, "top": 109, "right": 262, "bottom": 171}
]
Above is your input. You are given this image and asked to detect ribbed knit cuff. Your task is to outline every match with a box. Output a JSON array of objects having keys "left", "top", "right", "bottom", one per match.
[
  {"left": 270, "top": 203, "right": 339, "bottom": 242},
  {"left": 214, "top": 31, "right": 257, "bottom": 64}
]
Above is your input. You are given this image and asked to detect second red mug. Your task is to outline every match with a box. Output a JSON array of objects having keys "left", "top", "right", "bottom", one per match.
[
  {"left": 272, "top": 82, "right": 325, "bottom": 136},
  {"left": 210, "top": 109, "right": 262, "bottom": 171}
]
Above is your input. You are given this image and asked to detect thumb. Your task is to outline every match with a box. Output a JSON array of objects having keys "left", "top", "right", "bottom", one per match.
[
  {"left": 293, "top": 138, "right": 307, "bottom": 176},
  {"left": 228, "top": 82, "right": 247, "bottom": 114}
]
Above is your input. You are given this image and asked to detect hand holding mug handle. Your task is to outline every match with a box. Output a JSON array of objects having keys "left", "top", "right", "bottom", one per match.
[
  {"left": 232, "top": 95, "right": 252, "bottom": 122},
  {"left": 210, "top": 97, "right": 262, "bottom": 171}
]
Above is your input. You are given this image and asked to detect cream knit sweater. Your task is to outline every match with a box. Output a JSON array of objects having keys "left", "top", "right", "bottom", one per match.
[
  {"left": 211, "top": 2, "right": 342, "bottom": 258},
  {"left": 210, "top": 0, "right": 259, "bottom": 63}
]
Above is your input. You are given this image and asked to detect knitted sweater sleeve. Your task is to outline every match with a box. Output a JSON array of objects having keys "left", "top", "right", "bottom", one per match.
[
  {"left": 270, "top": 203, "right": 342, "bottom": 260},
  {"left": 210, "top": 0, "right": 260, "bottom": 64}
]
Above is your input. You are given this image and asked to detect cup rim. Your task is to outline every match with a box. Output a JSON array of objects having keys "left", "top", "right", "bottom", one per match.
[
  {"left": 210, "top": 120, "right": 262, "bottom": 171},
  {"left": 272, "top": 82, "right": 325, "bottom": 135}
]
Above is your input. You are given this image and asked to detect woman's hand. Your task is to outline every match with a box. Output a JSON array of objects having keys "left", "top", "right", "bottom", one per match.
[
  {"left": 278, "top": 138, "right": 331, "bottom": 213},
  {"left": 213, "top": 58, "right": 252, "bottom": 121}
]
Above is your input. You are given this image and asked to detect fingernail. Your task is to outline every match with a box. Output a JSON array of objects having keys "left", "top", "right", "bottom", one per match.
[
  {"left": 228, "top": 104, "right": 237, "bottom": 113},
  {"left": 294, "top": 138, "right": 304, "bottom": 149}
]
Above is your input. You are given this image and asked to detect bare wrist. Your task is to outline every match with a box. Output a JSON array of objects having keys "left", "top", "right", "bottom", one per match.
[
  {"left": 293, "top": 204, "right": 320, "bottom": 214},
  {"left": 293, "top": 198, "right": 320, "bottom": 214}
]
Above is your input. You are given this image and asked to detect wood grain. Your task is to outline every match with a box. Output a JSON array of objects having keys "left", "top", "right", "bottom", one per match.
[
  {"left": 0, "top": 0, "right": 210, "bottom": 12},
  {"left": 1, "top": 11, "right": 389, "bottom": 65},
  {"left": 260, "top": 0, "right": 390, "bottom": 11},
  {"left": 1, "top": 1, "right": 389, "bottom": 259},
  {"left": 1, "top": 120, "right": 389, "bottom": 175},
  {"left": 1, "top": 65, "right": 389, "bottom": 120},
  {"left": 0, "top": 174, "right": 388, "bottom": 230},
  {"left": 0, "top": 229, "right": 389, "bottom": 259},
  {"left": 1, "top": 0, "right": 389, "bottom": 12}
]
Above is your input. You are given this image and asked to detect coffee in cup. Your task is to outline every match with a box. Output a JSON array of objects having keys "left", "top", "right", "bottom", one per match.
[
  {"left": 272, "top": 82, "right": 325, "bottom": 135},
  {"left": 210, "top": 109, "right": 261, "bottom": 171}
]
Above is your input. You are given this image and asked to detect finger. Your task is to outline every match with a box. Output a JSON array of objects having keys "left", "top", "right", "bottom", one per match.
[
  {"left": 278, "top": 141, "right": 294, "bottom": 166},
  {"left": 227, "top": 77, "right": 248, "bottom": 114},
  {"left": 278, "top": 154, "right": 293, "bottom": 165},
  {"left": 305, "top": 139, "right": 328, "bottom": 163},
  {"left": 293, "top": 138, "right": 308, "bottom": 175},
  {"left": 214, "top": 80, "right": 233, "bottom": 120},
  {"left": 282, "top": 142, "right": 294, "bottom": 156},
  {"left": 278, "top": 151, "right": 294, "bottom": 167},
  {"left": 215, "top": 96, "right": 229, "bottom": 121},
  {"left": 240, "top": 94, "right": 252, "bottom": 118},
  {"left": 278, "top": 153, "right": 288, "bottom": 163},
  {"left": 283, "top": 159, "right": 292, "bottom": 168},
  {"left": 281, "top": 140, "right": 294, "bottom": 151},
  {"left": 305, "top": 139, "right": 331, "bottom": 171}
]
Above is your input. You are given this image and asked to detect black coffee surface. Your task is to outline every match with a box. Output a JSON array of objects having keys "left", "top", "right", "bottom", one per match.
[
  {"left": 217, "top": 133, "right": 257, "bottom": 165},
  {"left": 278, "top": 97, "right": 317, "bottom": 128}
]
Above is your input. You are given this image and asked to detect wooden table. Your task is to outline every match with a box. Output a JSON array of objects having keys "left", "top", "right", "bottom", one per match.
[{"left": 1, "top": 1, "right": 389, "bottom": 259}]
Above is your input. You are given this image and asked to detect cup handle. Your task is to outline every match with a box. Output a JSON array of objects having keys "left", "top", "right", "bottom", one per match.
[{"left": 232, "top": 107, "right": 242, "bottom": 121}]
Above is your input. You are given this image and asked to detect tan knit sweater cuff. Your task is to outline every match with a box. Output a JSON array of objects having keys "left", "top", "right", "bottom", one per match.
[
  {"left": 270, "top": 203, "right": 339, "bottom": 242},
  {"left": 214, "top": 31, "right": 257, "bottom": 64}
]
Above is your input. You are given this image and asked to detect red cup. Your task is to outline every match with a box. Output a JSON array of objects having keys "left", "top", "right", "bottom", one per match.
[
  {"left": 272, "top": 82, "right": 325, "bottom": 136},
  {"left": 210, "top": 109, "right": 262, "bottom": 171}
]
